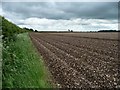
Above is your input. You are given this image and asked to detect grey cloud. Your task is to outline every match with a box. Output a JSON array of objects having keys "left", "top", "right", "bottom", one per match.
[
  {"left": 57, "top": 2, "right": 118, "bottom": 19},
  {"left": 2, "top": 2, "right": 118, "bottom": 20},
  {"left": 1, "top": 2, "right": 118, "bottom": 31}
]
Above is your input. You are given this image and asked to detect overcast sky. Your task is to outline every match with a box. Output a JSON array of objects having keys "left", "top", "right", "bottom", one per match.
[{"left": 1, "top": 0, "right": 119, "bottom": 31}]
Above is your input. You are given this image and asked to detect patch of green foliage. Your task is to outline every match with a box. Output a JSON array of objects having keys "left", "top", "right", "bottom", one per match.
[
  {"left": 1, "top": 16, "right": 52, "bottom": 88},
  {"left": 2, "top": 16, "right": 26, "bottom": 42},
  {"left": 2, "top": 33, "right": 52, "bottom": 88},
  {"left": 0, "top": 16, "right": 2, "bottom": 35}
]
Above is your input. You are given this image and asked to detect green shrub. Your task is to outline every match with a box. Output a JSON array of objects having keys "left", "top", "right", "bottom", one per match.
[{"left": 2, "top": 33, "right": 52, "bottom": 88}]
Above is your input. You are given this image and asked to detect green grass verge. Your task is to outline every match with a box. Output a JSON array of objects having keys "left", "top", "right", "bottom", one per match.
[
  {"left": 2, "top": 33, "right": 52, "bottom": 88},
  {"left": 0, "top": 35, "right": 2, "bottom": 89}
]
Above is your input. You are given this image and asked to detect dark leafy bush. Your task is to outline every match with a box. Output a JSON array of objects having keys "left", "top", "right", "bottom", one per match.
[{"left": 1, "top": 16, "right": 26, "bottom": 42}]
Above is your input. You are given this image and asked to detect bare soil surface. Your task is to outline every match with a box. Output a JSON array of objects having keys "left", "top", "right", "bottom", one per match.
[{"left": 29, "top": 32, "right": 119, "bottom": 88}]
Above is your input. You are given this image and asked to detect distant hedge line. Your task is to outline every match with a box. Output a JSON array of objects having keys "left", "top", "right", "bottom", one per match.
[{"left": 98, "top": 30, "right": 120, "bottom": 32}]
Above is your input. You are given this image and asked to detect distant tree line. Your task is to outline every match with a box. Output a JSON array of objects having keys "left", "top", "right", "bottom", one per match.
[
  {"left": 98, "top": 30, "right": 120, "bottom": 32},
  {"left": 68, "top": 29, "right": 73, "bottom": 32},
  {"left": 23, "top": 27, "right": 34, "bottom": 32},
  {"left": 23, "top": 27, "right": 38, "bottom": 32}
]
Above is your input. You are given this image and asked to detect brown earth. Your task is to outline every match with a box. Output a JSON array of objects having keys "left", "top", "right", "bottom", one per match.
[{"left": 29, "top": 32, "right": 119, "bottom": 88}]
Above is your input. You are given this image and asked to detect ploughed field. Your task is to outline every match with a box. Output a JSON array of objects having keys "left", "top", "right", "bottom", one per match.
[{"left": 30, "top": 32, "right": 119, "bottom": 88}]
